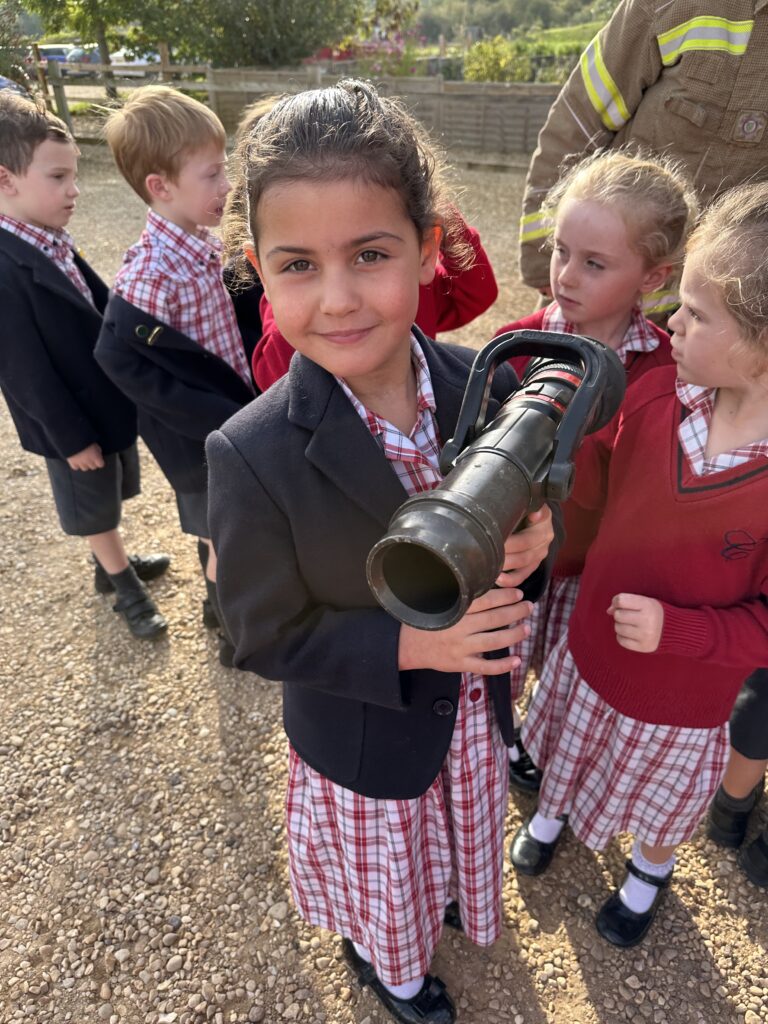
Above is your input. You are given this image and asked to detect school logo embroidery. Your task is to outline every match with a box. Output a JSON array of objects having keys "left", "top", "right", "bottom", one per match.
[
  {"left": 721, "top": 528, "right": 768, "bottom": 560},
  {"left": 733, "top": 110, "right": 766, "bottom": 143}
]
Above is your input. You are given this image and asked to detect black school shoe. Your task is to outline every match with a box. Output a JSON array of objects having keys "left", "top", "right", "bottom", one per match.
[
  {"left": 595, "top": 859, "right": 673, "bottom": 948},
  {"left": 508, "top": 727, "right": 543, "bottom": 793},
  {"left": 94, "top": 553, "right": 171, "bottom": 594},
  {"left": 341, "top": 939, "right": 455, "bottom": 1024},
  {"left": 707, "top": 779, "right": 765, "bottom": 848},
  {"left": 739, "top": 829, "right": 768, "bottom": 887},
  {"left": 509, "top": 814, "right": 567, "bottom": 876}
]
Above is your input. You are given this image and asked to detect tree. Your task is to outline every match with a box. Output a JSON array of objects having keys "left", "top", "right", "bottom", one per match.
[
  {"left": 212, "top": 0, "right": 361, "bottom": 67},
  {"left": 0, "top": 0, "right": 27, "bottom": 82}
]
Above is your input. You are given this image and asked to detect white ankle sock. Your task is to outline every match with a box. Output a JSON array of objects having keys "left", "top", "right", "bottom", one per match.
[
  {"left": 619, "top": 841, "right": 675, "bottom": 914},
  {"left": 528, "top": 811, "right": 564, "bottom": 844},
  {"left": 509, "top": 743, "right": 521, "bottom": 763},
  {"left": 383, "top": 976, "right": 425, "bottom": 1000}
]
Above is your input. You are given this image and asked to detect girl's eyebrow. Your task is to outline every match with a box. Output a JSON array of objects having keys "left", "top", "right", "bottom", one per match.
[{"left": 265, "top": 231, "right": 405, "bottom": 260}]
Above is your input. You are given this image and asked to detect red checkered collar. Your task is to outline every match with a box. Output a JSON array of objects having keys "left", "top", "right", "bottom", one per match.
[
  {"left": 675, "top": 380, "right": 714, "bottom": 415},
  {"left": 542, "top": 302, "right": 658, "bottom": 364},
  {"left": 336, "top": 335, "right": 437, "bottom": 441},
  {"left": 0, "top": 213, "right": 76, "bottom": 256},
  {"left": 144, "top": 208, "right": 221, "bottom": 263}
]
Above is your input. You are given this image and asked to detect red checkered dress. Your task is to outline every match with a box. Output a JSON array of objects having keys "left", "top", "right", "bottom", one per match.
[
  {"left": 0, "top": 215, "right": 94, "bottom": 305},
  {"left": 285, "top": 338, "right": 510, "bottom": 986},
  {"left": 522, "top": 636, "right": 729, "bottom": 849},
  {"left": 113, "top": 210, "right": 252, "bottom": 387},
  {"left": 522, "top": 304, "right": 661, "bottom": 684},
  {"left": 520, "top": 383, "right": 765, "bottom": 851}
]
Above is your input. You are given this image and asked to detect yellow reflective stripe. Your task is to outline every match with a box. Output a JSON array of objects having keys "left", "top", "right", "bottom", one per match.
[
  {"left": 657, "top": 17, "right": 753, "bottom": 65},
  {"left": 579, "top": 35, "right": 630, "bottom": 131},
  {"left": 519, "top": 211, "right": 552, "bottom": 243},
  {"left": 642, "top": 288, "right": 680, "bottom": 315}
]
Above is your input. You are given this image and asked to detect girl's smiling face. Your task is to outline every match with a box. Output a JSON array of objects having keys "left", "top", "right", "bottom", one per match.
[{"left": 250, "top": 178, "right": 439, "bottom": 394}]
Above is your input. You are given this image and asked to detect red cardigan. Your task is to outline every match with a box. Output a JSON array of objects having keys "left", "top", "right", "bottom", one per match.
[
  {"left": 496, "top": 308, "right": 673, "bottom": 576},
  {"left": 251, "top": 221, "right": 498, "bottom": 392},
  {"left": 567, "top": 365, "right": 768, "bottom": 728}
]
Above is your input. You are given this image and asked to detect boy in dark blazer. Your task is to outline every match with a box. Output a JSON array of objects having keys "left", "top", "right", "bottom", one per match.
[
  {"left": 94, "top": 87, "right": 255, "bottom": 664},
  {"left": 0, "top": 93, "right": 168, "bottom": 639}
]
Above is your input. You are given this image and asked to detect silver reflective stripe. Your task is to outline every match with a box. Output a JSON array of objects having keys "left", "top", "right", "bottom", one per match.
[{"left": 657, "top": 17, "right": 753, "bottom": 65}]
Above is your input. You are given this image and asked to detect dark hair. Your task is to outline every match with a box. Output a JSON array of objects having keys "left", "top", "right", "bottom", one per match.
[
  {"left": 224, "top": 79, "right": 467, "bottom": 283},
  {"left": 0, "top": 92, "right": 73, "bottom": 175}
]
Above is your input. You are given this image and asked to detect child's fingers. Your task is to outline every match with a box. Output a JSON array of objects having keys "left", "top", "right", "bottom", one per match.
[
  {"left": 464, "top": 653, "right": 522, "bottom": 676},
  {"left": 611, "top": 592, "right": 648, "bottom": 611},
  {"left": 467, "top": 621, "right": 531, "bottom": 655},
  {"left": 468, "top": 588, "right": 524, "bottom": 613},
  {"left": 611, "top": 607, "right": 644, "bottom": 626},
  {"left": 468, "top": 600, "right": 533, "bottom": 635}
]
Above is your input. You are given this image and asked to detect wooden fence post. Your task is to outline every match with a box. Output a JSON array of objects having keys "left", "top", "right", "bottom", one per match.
[
  {"left": 206, "top": 66, "right": 219, "bottom": 115},
  {"left": 46, "top": 62, "right": 73, "bottom": 135},
  {"left": 158, "top": 42, "right": 171, "bottom": 83}
]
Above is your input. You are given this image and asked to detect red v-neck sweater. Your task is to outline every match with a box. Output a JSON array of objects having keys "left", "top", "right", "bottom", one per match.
[
  {"left": 497, "top": 308, "right": 673, "bottom": 576},
  {"left": 568, "top": 365, "right": 768, "bottom": 728}
]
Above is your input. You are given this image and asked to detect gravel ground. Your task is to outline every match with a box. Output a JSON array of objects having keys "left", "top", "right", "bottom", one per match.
[{"left": 1, "top": 143, "right": 766, "bottom": 1024}]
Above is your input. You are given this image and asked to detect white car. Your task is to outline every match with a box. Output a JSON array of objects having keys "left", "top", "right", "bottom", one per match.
[{"left": 110, "top": 48, "right": 160, "bottom": 78}]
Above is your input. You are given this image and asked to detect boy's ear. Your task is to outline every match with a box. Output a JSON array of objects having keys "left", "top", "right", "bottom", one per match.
[
  {"left": 641, "top": 261, "right": 673, "bottom": 295},
  {"left": 418, "top": 225, "right": 441, "bottom": 286},
  {"left": 145, "top": 172, "right": 172, "bottom": 202},
  {"left": 0, "top": 165, "right": 18, "bottom": 195}
]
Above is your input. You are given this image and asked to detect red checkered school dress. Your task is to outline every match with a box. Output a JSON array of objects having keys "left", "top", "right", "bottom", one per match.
[
  {"left": 285, "top": 339, "right": 509, "bottom": 986},
  {"left": 521, "top": 379, "right": 768, "bottom": 849},
  {"left": 525, "top": 303, "right": 663, "bottom": 682}
]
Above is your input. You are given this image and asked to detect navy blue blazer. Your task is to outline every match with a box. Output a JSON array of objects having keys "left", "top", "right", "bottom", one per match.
[
  {"left": 0, "top": 228, "right": 136, "bottom": 460},
  {"left": 95, "top": 293, "right": 255, "bottom": 493},
  {"left": 207, "top": 331, "right": 561, "bottom": 800}
]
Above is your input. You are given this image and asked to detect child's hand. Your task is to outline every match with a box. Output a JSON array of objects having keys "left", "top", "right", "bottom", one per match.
[
  {"left": 608, "top": 593, "right": 664, "bottom": 653},
  {"left": 496, "top": 505, "right": 554, "bottom": 588},
  {"left": 398, "top": 587, "right": 532, "bottom": 676},
  {"left": 67, "top": 443, "right": 105, "bottom": 471}
]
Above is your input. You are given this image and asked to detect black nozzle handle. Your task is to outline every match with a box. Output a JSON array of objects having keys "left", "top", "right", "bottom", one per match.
[{"left": 439, "top": 330, "right": 621, "bottom": 484}]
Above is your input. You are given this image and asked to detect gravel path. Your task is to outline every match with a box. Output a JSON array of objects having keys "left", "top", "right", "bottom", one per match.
[{"left": 0, "top": 144, "right": 766, "bottom": 1024}]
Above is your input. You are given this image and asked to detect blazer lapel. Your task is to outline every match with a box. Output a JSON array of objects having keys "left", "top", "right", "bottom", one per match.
[
  {"left": 0, "top": 230, "right": 97, "bottom": 317},
  {"left": 288, "top": 356, "right": 410, "bottom": 529}
]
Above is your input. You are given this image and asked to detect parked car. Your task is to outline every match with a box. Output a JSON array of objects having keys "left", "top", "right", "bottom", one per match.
[
  {"left": 24, "top": 44, "right": 71, "bottom": 71},
  {"left": 0, "top": 74, "right": 32, "bottom": 98},
  {"left": 110, "top": 48, "right": 160, "bottom": 78},
  {"left": 64, "top": 46, "right": 101, "bottom": 78}
]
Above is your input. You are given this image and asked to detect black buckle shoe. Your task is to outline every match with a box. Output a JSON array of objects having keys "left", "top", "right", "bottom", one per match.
[
  {"left": 508, "top": 727, "right": 542, "bottom": 793},
  {"left": 94, "top": 553, "right": 171, "bottom": 594},
  {"left": 738, "top": 829, "right": 768, "bottom": 887},
  {"left": 341, "top": 941, "right": 455, "bottom": 1024},
  {"left": 707, "top": 779, "right": 764, "bottom": 848},
  {"left": 595, "top": 858, "right": 672, "bottom": 948},
  {"left": 113, "top": 591, "right": 168, "bottom": 639},
  {"left": 509, "top": 815, "right": 566, "bottom": 876}
]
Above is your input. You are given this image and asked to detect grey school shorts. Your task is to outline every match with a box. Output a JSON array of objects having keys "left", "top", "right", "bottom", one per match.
[
  {"left": 175, "top": 486, "right": 209, "bottom": 538},
  {"left": 45, "top": 444, "right": 140, "bottom": 536},
  {"left": 729, "top": 669, "right": 768, "bottom": 761}
]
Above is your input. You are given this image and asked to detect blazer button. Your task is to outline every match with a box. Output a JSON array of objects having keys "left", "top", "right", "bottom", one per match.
[
  {"left": 432, "top": 699, "right": 454, "bottom": 717},
  {"left": 135, "top": 324, "right": 149, "bottom": 338}
]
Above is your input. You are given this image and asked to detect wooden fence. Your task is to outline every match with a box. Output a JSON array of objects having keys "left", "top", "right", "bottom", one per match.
[{"left": 43, "top": 61, "right": 560, "bottom": 158}]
